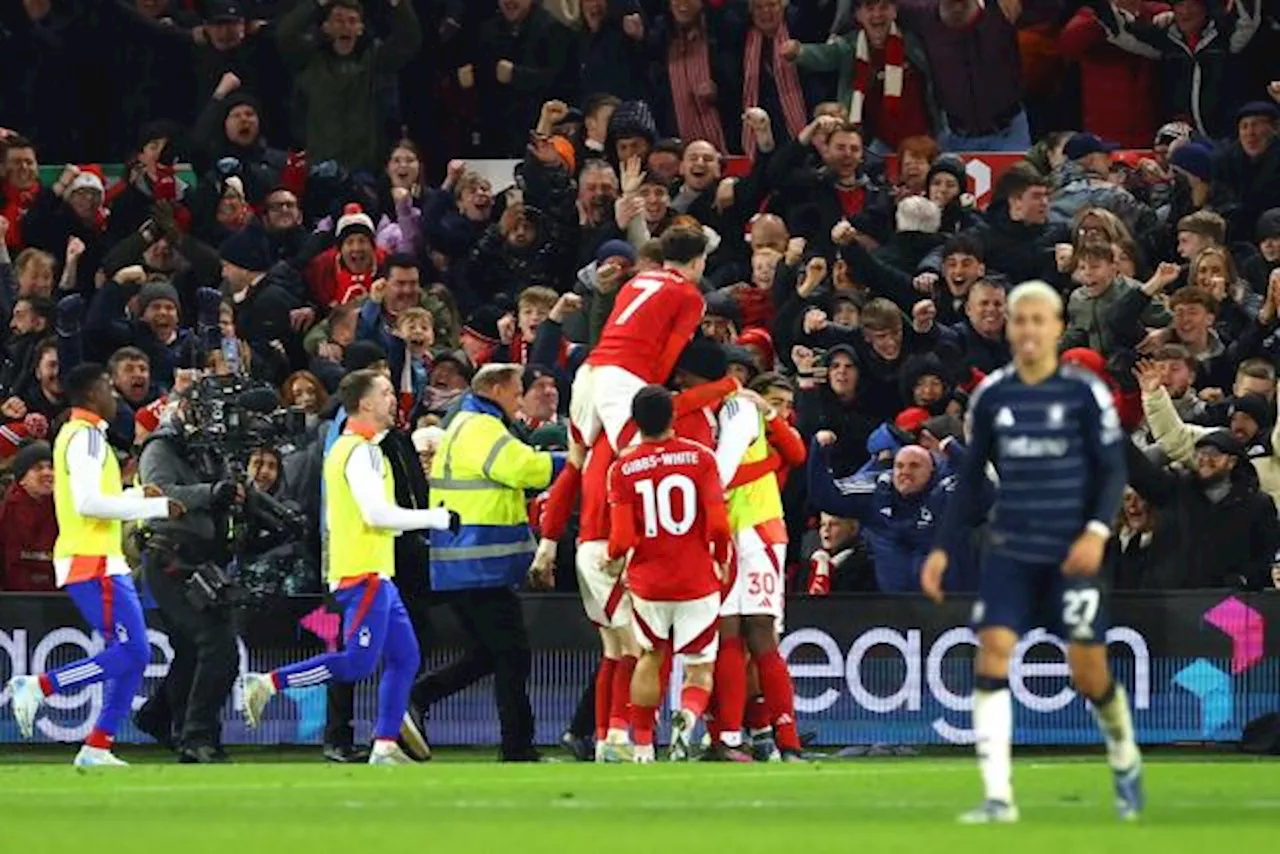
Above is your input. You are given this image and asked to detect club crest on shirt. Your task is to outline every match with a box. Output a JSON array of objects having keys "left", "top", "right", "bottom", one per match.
[
  {"left": 115, "top": 623, "right": 129, "bottom": 643},
  {"left": 995, "top": 407, "right": 1015, "bottom": 428},
  {"left": 357, "top": 626, "right": 372, "bottom": 648},
  {"left": 1047, "top": 403, "right": 1065, "bottom": 429}
]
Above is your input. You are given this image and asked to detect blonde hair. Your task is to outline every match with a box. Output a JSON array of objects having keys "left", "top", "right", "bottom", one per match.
[
  {"left": 396, "top": 306, "right": 434, "bottom": 328},
  {"left": 14, "top": 247, "right": 54, "bottom": 276},
  {"left": 518, "top": 286, "right": 558, "bottom": 312},
  {"left": 1189, "top": 245, "right": 1239, "bottom": 284},
  {"left": 1007, "top": 280, "right": 1064, "bottom": 317}
]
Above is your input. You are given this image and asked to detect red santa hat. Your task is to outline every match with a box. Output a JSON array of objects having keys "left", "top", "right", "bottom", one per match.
[
  {"left": 336, "top": 203, "right": 375, "bottom": 243},
  {"left": 67, "top": 165, "right": 107, "bottom": 196}
]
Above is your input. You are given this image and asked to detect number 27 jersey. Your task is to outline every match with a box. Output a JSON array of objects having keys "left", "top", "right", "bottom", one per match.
[{"left": 607, "top": 438, "right": 730, "bottom": 602}]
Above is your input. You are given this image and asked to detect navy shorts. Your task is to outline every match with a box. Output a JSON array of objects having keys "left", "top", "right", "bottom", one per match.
[{"left": 973, "top": 552, "right": 1109, "bottom": 644}]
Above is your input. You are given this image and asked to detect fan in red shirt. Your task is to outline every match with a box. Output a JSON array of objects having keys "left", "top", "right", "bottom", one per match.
[
  {"left": 605, "top": 385, "right": 731, "bottom": 764},
  {"left": 570, "top": 224, "right": 708, "bottom": 454}
]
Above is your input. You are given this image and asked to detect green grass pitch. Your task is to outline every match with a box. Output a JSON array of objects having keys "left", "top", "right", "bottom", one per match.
[{"left": 2, "top": 751, "right": 1275, "bottom": 853}]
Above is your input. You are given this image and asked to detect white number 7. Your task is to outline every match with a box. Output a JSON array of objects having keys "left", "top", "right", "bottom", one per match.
[{"left": 614, "top": 278, "right": 662, "bottom": 325}]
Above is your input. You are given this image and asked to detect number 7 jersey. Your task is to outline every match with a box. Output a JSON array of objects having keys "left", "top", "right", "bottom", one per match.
[
  {"left": 586, "top": 269, "right": 706, "bottom": 384},
  {"left": 607, "top": 437, "right": 731, "bottom": 602}
]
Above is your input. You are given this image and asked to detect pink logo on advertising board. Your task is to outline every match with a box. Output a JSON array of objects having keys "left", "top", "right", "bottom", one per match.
[{"left": 1203, "top": 597, "right": 1265, "bottom": 675}]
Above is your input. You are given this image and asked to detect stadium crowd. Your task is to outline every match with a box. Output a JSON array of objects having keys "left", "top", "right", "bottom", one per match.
[{"left": 1, "top": 0, "right": 1280, "bottom": 608}]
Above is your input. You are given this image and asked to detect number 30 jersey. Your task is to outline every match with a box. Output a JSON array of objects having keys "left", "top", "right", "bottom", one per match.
[
  {"left": 586, "top": 269, "right": 705, "bottom": 385},
  {"left": 607, "top": 437, "right": 731, "bottom": 601}
]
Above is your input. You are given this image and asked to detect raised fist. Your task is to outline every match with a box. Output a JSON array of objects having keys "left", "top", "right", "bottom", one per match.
[
  {"left": 912, "top": 299, "right": 937, "bottom": 330},
  {"left": 831, "top": 220, "right": 858, "bottom": 246},
  {"left": 64, "top": 236, "right": 86, "bottom": 263},
  {"left": 804, "top": 256, "right": 828, "bottom": 282},
  {"left": 780, "top": 39, "right": 801, "bottom": 61},
  {"left": 1151, "top": 261, "right": 1181, "bottom": 289},
  {"left": 457, "top": 64, "right": 475, "bottom": 90},
  {"left": 913, "top": 272, "right": 939, "bottom": 294},
  {"left": 791, "top": 345, "right": 817, "bottom": 373},
  {"left": 621, "top": 13, "right": 645, "bottom": 40},
  {"left": 215, "top": 72, "right": 242, "bottom": 99},
  {"left": 743, "top": 107, "right": 770, "bottom": 134},
  {"left": 714, "top": 178, "right": 736, "bottom": 211},
  {"left": 802, "top": 308, "right": 829, "bottom": 334},
  {"left": 445, "top": 159, "right": 467, "bottom": 187},
  {"left": 23, "top": 413, "right": 48, "bottom": 439},
  {"left": 549, "top": 292, "right": 583, "bottom": 323},
  {"left": 57, "top": 164, "right": 81, "bottom": 189},
  {"left": 814, "top": 115, "right": 843, "bottom": 138},
  {"left": 540, "top": 100, "right": 570, "bottom": 126},
  {"left": 497, "top": 313, "right": 516, "bottom": 345},
  {"left": 785, "top": 237, "right": 807, "bottom": 266},
  {"left": 815, "top": 430, "right": 837, "bottom": 448}
]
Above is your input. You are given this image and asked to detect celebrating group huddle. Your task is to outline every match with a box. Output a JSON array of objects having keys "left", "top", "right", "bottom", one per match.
[{"left": 540, "top": 222, "right": 807, "bottom": 763}]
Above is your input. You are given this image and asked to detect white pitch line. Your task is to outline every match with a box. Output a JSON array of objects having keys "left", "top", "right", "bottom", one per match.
[{"left": 0, "top": 763, "right": 977, "bottom": 797}]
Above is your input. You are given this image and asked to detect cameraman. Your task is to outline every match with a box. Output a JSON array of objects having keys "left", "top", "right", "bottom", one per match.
[{"left": 135, "top": 394, "right": 242, "bottom": 764}]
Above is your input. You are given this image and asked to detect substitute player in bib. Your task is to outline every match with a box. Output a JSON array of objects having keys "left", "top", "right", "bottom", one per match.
[
  {"left": 241, "top": 370, "right": 459, "bottom": 765},
  {"left": 7, "top": 363, "right": 181, "bottom": 766},
  {"left": 605, "top": 385, "right": 732, "bottom": 763},
  {"left": 711, "top": 388, "right": 805, "bottom": 762},
  {"left": 922, "top": 281, "right": 1141, "bottom": 823},
  {"left": 569, "top": 224, "right": 708, "bottom": 453}
]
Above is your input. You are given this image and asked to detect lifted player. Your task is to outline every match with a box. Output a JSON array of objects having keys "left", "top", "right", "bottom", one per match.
[
  {"left": 605, "top": 385, "right": 732, "bottom": 763},
  {"left": 922, "top": 281, "right": 1141, "bottom": 823}
]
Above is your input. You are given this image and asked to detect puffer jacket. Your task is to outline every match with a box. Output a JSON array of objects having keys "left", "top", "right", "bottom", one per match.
[{"left": 806, "top": 437, "right": 983, "bottom": 593}]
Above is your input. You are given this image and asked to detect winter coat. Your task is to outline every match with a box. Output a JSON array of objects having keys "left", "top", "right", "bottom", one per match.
[
  {"left": 1061, "top": 276, "right": 1170, "bottom": 358},
  {"left": 276, "top": 0, "right": 421, "bottom": 172},
  {"left": 1124, "top": 438, "right": 1280, "bottom": 589},
  {"left": 0, "top": 482, "right": 56, "bottom": 592},
  {"left": 1095, "top": 0, "right": 1261, "bottom": 139},
  {"left": 1057, "top": 2, "right": 1170, "bottom": 148}
]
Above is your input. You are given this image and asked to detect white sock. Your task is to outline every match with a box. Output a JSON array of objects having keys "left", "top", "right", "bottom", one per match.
[
  {"left": 372, "top": 738, "right": 398, "bottom": 756},
  {"left": 606, "top": 726, "right": 630, "bottom": 744},
  {"left": 720, "top": 730, "right": 743, "bottom": 748},
  {"left": 974, "top": 686, "right": 1013, "bottom": 804},
  {"left": 1091, "top": 683, "right": 1140, "bottom": 771}
]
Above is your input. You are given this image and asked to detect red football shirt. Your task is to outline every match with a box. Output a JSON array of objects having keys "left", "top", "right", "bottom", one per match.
[
  {"left": 607, "top": 437, "right": 730, "bottom": 602},
  {"left": 586, "top": 269, "right": 705, "bottom": 384},
  {"left": 542, "top": 378, "right": 740, "bottom": 544}
]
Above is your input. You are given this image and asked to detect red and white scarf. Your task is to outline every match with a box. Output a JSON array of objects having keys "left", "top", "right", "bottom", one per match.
[
  {"left": 667, "top": 23, "right": 728, "bottom": 154},
  {"left": 332, "top": 247, "right": 387, "bottom": 306},
  {"left": 849, "top": 23, "right": 905, "bottom": 127},
  {"left": 741, "top": 24, "right": 808, "bottom": 159}
]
